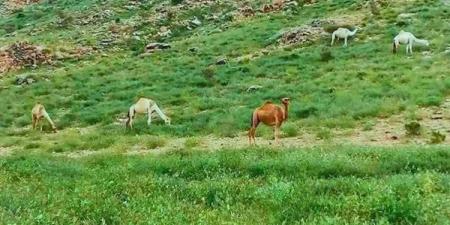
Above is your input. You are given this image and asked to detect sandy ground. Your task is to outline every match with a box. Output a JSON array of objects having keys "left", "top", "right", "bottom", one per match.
[{"left": 0, "top": 147, "right": 12, "bottom": 157}]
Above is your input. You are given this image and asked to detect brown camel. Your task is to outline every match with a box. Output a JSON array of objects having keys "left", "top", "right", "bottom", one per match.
[{"left": 248, "top": 98, "right": 290, "bottom": 145}]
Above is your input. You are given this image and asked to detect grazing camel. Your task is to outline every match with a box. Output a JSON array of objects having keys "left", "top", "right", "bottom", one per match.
[
  {"left": 126, "top": 98, "right": 171, "bottom": 129},
  {"left": 393, "top": 30, "right": 429, "bottom": 54},
  {"left": 248, "top": 98, "right": 290, "bottom": 145},
  {"left": 331, "top": 27, "right": 359, "bottom": 47},
  {"left": 31, "top": 103, "right": 57, "bottom": 132}
]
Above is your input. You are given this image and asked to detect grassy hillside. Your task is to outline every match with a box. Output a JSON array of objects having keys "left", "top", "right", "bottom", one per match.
[
  {"left": 1, "top": 0, "right": 449, "bottom": 138},
  {"left": 1, "top": 147, "right": 449, "bottom": 224}
]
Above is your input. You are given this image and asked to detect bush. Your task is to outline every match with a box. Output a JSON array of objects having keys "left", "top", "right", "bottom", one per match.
[
  {"left": 405, "top": 121, "right": 421, "bottom": 136},
  {"left": 369, "top": 0, "right": 380, "bottom": 16},
  {"left": 316, "top": 128, "right": 332, "bottom": 140},
  {"left": 184, "top": 137, "right": 203, "bottom": 149},
  {"left": 430, "top": 131, "right": 446, "bottom": 144},
  {"left": 171, "top": 0, "right": 183, "bottom": 5},
  {"left": 320, "top": 48, "right": 334, "bottom": 62},
  {"left": 283, "top": 123, "right": 299, "bottom": 137},
  {"left": 143, "top": 136, "right": 167, "bottom": 149}
]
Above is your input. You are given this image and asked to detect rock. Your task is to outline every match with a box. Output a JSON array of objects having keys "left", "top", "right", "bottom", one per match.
[
  {"left": 188, "top": 47, "right": 198, "bottom": 53},
  {"left": 189, "top": 17, "right": 202, "bottom": 27},
  {"left": 0, "top": 42, "right": 52, "bottom": 74},
  {"left": 246, "top": 85, "right": 263, "bottom": 92},
  {"left": 215, "top": 58, "right": 227, "bottom": 65},
  {"left": 390, "top": 135, "right": 399, "bottom": 140},
  {"left": 239, "top": 5, "right": 255, "bottom": 17},
  {"left": 444, "top": 46, "right": 450, "bottom": 54},
  {"left": 262, "top": 4, "right": 274, "bottom": 13},
  {"left": 278, "top": 25, "right": 327, "bottom": 45},
  {"left": 431, "top": 112, "right": 443, "bottom": 120},
  {"left": 397, "top": 13, "right": 415, "bottom": 20},
  {"left": 99, "top": 39, "right": 114, "bottom": 47},
  {"left": 157, "top": 26, "right": 172, "bottom": 38},
  {"left": 15, "top": 74, "right": 36, "bottom": 85},
  {"left": 145, "top": 43, "right": 171, "bottom": 53}
]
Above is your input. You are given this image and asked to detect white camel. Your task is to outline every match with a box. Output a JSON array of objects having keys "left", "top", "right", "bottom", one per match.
[
  {"left": 126, "top": 98, "right": 171, "bottom": 129},
  {"left": 331, "top": 27, "right": 359, "bottom": 47},
  {"left": 393, "top": 30, "right": 429, "bottom": 54},
  {"left": 31, "top": 103, "right": 57, "bottom": 132}
]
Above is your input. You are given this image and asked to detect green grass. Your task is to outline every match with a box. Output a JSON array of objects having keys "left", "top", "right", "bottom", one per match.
[{"left": 0, "top": 146, "right": 449, "bottom": 224}]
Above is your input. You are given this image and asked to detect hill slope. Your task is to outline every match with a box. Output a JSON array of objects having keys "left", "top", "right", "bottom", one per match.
[{"left": 0, "top": 0, "right": 450, "bottom": 150}]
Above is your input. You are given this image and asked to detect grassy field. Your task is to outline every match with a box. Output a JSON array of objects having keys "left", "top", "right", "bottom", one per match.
[
  {"left": 0, "top": 0, "right": 449, "bottom": 153},
  {"left": 1, "top": 147, "right": 449, "bottom": 224}
]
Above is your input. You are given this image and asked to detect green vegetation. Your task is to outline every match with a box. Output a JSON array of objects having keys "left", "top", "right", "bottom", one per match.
[{"left": 0, "top": 147, "right": 449, "bottom": 224}]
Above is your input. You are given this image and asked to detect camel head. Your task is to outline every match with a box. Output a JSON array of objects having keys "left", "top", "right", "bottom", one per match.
[
  {"left": 281, "top": 97, "right": 290, "bottom": 104},
  {"left": 423, "top": 40, "right": 430, "bottom": 47}
]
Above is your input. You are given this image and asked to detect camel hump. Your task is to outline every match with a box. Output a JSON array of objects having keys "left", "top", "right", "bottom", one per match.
[{"left": 263, "top": 100, "right": 273, "bottom": 105}]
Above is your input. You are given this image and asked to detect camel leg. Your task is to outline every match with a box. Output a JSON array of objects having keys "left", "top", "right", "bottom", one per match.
[
  {"left": 147, "top": 109, "right": 152, "bottom": 126},
  {"left": 409, "top": 43, "right": 413, "bottom": 54},
  {"left": 32, "top": 115, "right": 36, "bottom": 130},
  {"left": 331, "top": 34, "right": 335, "bottom": 46},
  {"left": 274, "top": 126, "right": 281, "bottom": 145},
  {"left": 344, "top": 37, "right": 348, "bottom": 47},
  {"left": 39, "top": 119, "right": 43, "bottom": 131},
  {"left": 248, "top": 127, "right": 256, "bottom": 145},
  {"left": 128, "top": 117, "right": 133, "bottom": 129}
]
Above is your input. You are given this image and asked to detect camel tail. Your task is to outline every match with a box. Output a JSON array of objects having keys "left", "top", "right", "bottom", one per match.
[
  {"left": 250, "top": 111, "right": 259, "bottom": 128},
  {"left": 126, "top": 110, "right": 130, "bottom": 124}
]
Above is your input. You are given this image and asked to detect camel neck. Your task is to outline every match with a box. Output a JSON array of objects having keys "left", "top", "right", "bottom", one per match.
[{"left": 282, "top": 103, "right": 289, "bottom": 119}]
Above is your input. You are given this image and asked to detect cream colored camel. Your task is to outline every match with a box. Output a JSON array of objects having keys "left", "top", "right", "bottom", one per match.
[
  {"left": 331, "top": 27, "right": 358, "bottom": 47},
  {"left": 126, "top": 98, "right": 171, "bottom": 129},
  {"left": 31, "top": 103, "right": 57, "bottom": 132},
  {"left": 393, "top": 30, "right": 429, "bottom": 54},
  {"left": 248, "top": 98, "right": 290, "bottom": 145}
]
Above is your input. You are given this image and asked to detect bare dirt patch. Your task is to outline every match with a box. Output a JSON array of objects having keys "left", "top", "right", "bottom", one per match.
[
  {"left": 1, "top": 0, "right": 40, "bottom": 13},
  {"left": 0, "top": 147, "right": 13, "bottom": 157}
]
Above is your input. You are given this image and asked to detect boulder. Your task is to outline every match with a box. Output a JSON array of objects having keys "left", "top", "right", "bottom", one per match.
[
  {"left": 15, "top": 74, "right": 36, "bottom": 85},
  {"left": 145, "top": 43, "right": 171, "bottom": 53},
  {"left": 215, "top": 58, "right": 227, "bottom": 65}
]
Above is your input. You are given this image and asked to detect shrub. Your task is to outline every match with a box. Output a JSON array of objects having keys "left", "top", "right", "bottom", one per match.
[
  {"left": 171, "top": 0, "right": 183, "bottom": 5},
  {"left": 369, "top": 0, "right": 380, "bottom": 16},
  {"left": 283, "top": 123, "right": 299, "bottom": 137},
  {"left": 184, "top": 137, "right": 203, "bottom": 149},
  {"left": 405, "top": 121, "right": 421, "bottom": 136},
  {"left": 429, "top": 131, "right": 446, "bottom": 144},
  {"left": 320, "top": 48, "right": 334, "bottom": 62},
  {"left": 316, "top": 128, "right": 332, "bottom": 140},
  {"left": 143, "top": 136, "right": 167, "bottom": 149}
]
